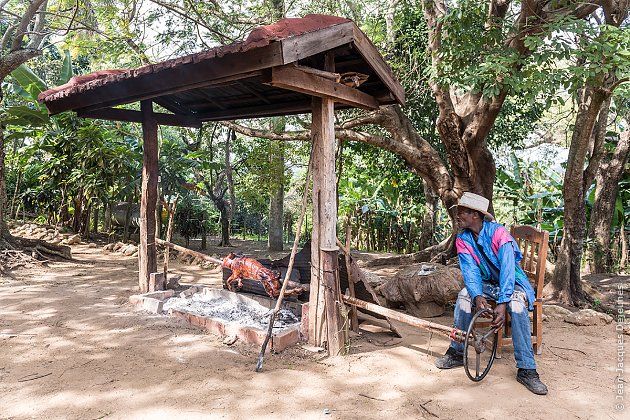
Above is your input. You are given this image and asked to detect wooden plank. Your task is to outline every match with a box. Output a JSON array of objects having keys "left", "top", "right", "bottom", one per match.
[
  {"left": 269, "top": 65, "right": 380, "bottom": 110},
  {"left": 343, "top": 295, "right": 466, "bottom": 341},
  {"left": 343, "top": 221, "right": 359, "bottom": 333},
  {"left": 198, "top": 100, "right": 312, "bottom": 121},
  {"left": 43, "top": 45, "right": 280, "bottom": 114},
  {"left": 77, "top": 108, "right": 202, "bottom": 128},
  {"left": 139, "top": 100, "right": 159, "bottom": 293},
  {"left": 309, "top": 52, "right": 345, "bottom": 353},
  {"left": 156, "top": 238, "right": 223, "bottom": 265},
  {"left": 322, "top": 249, "right": 344, "bottom": 356},
  {"left": 281, "top": 22, "right": 355, "bottom": 64},
  {"left": 153, "top": 96, "right": 195, "bottom": 116},
  {"left": 351, "top": 25, "right": 405, "bottom": 106}
]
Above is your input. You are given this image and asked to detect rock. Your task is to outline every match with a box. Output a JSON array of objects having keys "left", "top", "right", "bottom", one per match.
[
  {"left": 544, "top": 305, "right": 573, "bottom": 320},
  {"left": 166, "top": 274, "right": 181, "bottom": 290},
  {"left": 142, "top": 297, "right": 164, "bottom": 313},
  {"left": 88, "top": 243, "right": 97, "bottom": 248},
  {"left": 102, "top": 243, "right": 115, "bottom": 252},
  {"left": 379, "top": 264, "right": 464, "bottom": 318},
  {"left": 67, "top": 234, "right": 81, "bottom": 245},
  {"left": 179, "top": 287, "right": 199, "bottom": 298},
  {"left": 564, "top": 309, "right": 613, "bottom": 326},
  {"left": 122, "top": 245, "right": 137, "bottom": 256},
  {"left": 622, "top": 324, "right": 630, "bottom": 336},
  {"left": 113, "top": 242, "right": 125, "bottom": 252},
  {"left": 49, "top": 238, "right": 62, "bottom": 245}
]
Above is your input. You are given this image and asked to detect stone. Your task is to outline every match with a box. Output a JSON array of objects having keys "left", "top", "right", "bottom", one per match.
[
  {"left": 142, "top": 297, "right": 164, "bottom": 313},
  {"left": 179, "top": 286, "right": 199, "bottom": 299},
  {"left": 102, "top": 243, "right": 115, "bottom": 252},
  {"left": 122, "top": 245, "right": 137, "bottom": 256},
  {"left": 166, "top": 274, "right": 181, "bottom": 290},
  {"left": 544, "top": 305, "right": 573, "bottom": 320},
  {"left": 149, "top": 272, "right": 165, "bottom": 291},
  {"left": 564, "top": 309, "right": 613, "bottom": 326},
  {"left": 67, "top": 234, "right": 81, "bottom": 245}
]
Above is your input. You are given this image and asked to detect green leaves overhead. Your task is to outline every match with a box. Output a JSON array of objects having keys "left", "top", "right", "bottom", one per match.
[
  {"left": 58, "top": 49, "right": 73, "bottom": 85},
  {"left": 10, "top": 64, "right": 48, "bottom": 100}
]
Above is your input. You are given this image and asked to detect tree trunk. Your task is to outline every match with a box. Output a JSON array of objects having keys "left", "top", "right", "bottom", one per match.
[
  {"left": 104, "top": 200, "right": 112, "bottom": 232},
  {"left": 419, "top": 180, "right": 437, "bottom": 249},
  {"left": 267, "top": 137, "right": 284, "bottom": 252},
  {"left": 0, "top": 118, "right": 9, "bottom": 245},
  {"left": 123, "top": 194, "right": 133, "bottom": 242},
  {"left": 549, "top": 86, "right": 608, "bottom": 305},
  {"left": 587, "top": 116, "right": 630, "bottom": 273},
  {"left": 217, "top": 202, "right": 231, "bottom": 247},
  {"left": 92, "top": 203, "right": 99, "bottom": 235}
]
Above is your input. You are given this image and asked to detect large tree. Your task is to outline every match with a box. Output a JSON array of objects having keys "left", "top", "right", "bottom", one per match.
[
  {"left": 227, "top": 1, "right": 604, "bottom": 255},
  {"left": 1, "top": 0, "right": 48, "bottom": 244},
  {"left": 547, "top": 1, "right": 629, "bottom": 305}
]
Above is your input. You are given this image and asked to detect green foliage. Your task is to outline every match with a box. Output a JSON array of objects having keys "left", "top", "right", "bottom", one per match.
[{"left": 494, "top": 153, "right": 565, "bottom": 244}]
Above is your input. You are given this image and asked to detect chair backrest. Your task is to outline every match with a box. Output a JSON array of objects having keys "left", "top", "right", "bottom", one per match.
[{"left": 510, "top": 225, "right": 549, "bottom": 298}]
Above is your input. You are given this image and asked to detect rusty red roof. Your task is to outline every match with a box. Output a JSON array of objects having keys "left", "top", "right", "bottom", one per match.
[{"left": 38, "top": 14, "right": 404, "bottom": 123}]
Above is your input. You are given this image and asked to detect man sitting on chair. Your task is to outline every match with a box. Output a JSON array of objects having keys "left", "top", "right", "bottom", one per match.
[{"left": 435, "top": 192, "right": 548, "bottom": 395}]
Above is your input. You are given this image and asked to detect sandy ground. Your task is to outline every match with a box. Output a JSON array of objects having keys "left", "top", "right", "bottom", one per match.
[{"left": 0, "top": 239, "right": 628, "bottom": 420}]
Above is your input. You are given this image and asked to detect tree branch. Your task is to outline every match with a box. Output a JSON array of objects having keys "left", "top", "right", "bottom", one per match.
[{"left": 11, "top": 0, "right": 47, "bottom": 51}]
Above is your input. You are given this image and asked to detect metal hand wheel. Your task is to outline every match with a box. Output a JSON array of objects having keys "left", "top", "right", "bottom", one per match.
[{"left": 463, "top": 308, "right": 498, "bottom": 382}]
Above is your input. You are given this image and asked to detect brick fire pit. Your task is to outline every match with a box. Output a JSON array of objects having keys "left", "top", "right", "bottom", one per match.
[{"left": 129, "top": 287, "right": 307, "bottom": 352}]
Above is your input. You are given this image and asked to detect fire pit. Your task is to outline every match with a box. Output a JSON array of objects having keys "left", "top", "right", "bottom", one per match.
[{"left": 130, "top": 287, "right": 306, "bottom": 352}]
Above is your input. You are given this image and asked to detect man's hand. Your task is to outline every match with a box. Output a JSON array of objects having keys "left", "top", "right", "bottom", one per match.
[
  {"left": 492, "top": 303, "right": 507, "bottom": 331},
  {"left": 474, "top": 296, "right": 492, "bottom": 318}
]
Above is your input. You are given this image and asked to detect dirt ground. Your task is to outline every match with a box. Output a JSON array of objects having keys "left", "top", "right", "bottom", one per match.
[{"left": 0, "top": 238, "right": 628, "bottom": 420}]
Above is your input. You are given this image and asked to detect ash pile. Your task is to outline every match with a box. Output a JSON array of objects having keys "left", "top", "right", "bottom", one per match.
[{"left": 163, "top": 293, "right": 300, "bottom": 330}]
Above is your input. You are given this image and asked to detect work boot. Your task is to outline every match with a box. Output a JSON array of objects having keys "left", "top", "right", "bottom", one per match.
[
  {"left": 516, "top": 368, "right": 548, "bottom": 395},
  {"left": 435, "top": 347, "right": 464, "bottom": 369}
]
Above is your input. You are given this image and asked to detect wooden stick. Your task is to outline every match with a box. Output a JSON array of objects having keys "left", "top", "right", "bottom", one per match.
[
  {"left": 162, "top": 194, "right": 179, "bottom": 283},
  {"left": 342, "top": 217, "right": 358, "bottom": 332},
  {"left": 335, "top": 239, "right": 401, "bottom": 338},
  {"left": 17, "top": 372, "right": 52, "bottom": 382},
  {"left": 256, "top": 146, "right": 313, "bottom": 372},
  {"left": 342, "top": 295, "right": 466, "bottom": 341},
  {"left": 155, "top": 238, "right": 222, "bottom": 265}
]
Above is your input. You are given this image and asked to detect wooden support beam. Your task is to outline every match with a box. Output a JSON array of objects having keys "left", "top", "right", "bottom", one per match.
[
  {"left": 156, "top": 238, "right": 223, "bottom": 265},
  {"left": 198, "top": 100, "right": 312, "bottom": 121},
  {"left": 309, "top": 52, "right": 345, "bottom": 356},
  {"left": 350, "top": 25, "right": 406, "bottom": 106},
  {"left": 342, "top": 295, "right": 466, "bottom": 341},
  {"left": 138, "top": 100, "right": 158, "bottom": 293},
  {"left": 77, "top": 108, "right": 202, "bottom": 128},
  {"left": 268, "top": 64, "right": 379, "bottom": 110}
]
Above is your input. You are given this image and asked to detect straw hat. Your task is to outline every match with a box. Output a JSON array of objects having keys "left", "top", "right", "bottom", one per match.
[{"left": 452, "top": 192, "right": 494, "bottom": 221}]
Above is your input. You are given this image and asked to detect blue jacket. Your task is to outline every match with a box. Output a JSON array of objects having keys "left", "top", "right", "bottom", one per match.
[{"left": 456, "top": 221, "right": 535, "bottom": 310}]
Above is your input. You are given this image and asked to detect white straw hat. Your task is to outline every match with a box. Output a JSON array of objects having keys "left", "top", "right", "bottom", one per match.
[{"left": 451, "top": 192, "right": 494, "bottom": 221}]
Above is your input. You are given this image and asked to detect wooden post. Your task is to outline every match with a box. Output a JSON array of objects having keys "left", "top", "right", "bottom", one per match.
[
  {"left": 309, "top": 52, "right": 345, "bottom": 356},
  {"left": 139, "top": 100, "right": 158, "bottom": 293}
]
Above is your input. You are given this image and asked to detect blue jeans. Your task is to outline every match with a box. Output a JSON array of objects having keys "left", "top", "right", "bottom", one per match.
[{"left": 449, "top": 282, "right": 537, "bottom": 370}]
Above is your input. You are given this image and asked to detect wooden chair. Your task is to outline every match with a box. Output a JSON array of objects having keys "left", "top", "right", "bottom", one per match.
[{"left": 496, "top": 225, "right": 549, "bottom": 355}]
